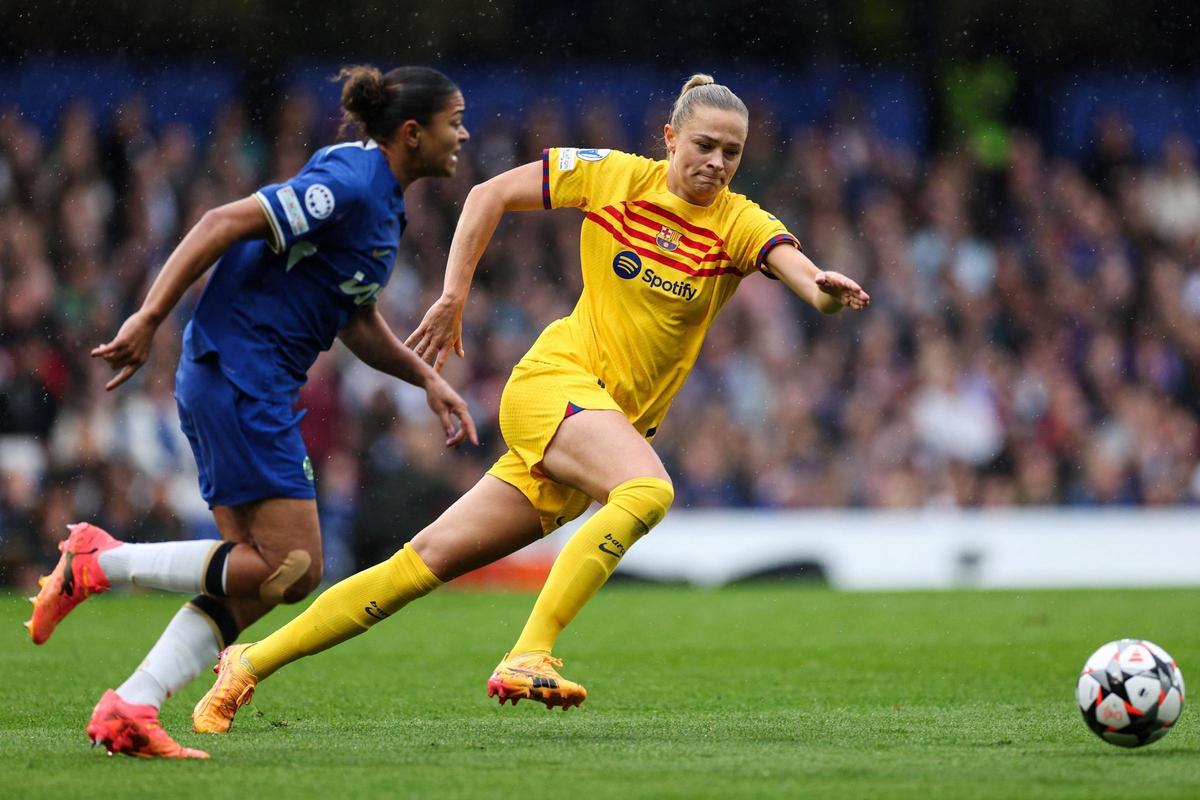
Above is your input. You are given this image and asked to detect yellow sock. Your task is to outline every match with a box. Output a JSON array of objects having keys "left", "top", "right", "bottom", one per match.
[
  {"left": 246, "top": 543, "right": 441, "bottom": 679},
  {"left": 510, "top": 476, "right": 673, "bottom": 655}
]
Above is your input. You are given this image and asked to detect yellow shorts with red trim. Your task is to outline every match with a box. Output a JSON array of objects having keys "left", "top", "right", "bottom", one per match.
[{"left": 486, "top": 359, "right": 624, "bottom": 534}]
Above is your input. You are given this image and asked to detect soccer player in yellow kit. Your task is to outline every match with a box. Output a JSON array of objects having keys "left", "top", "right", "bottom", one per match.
[{"left": 193, "top": 74, "right": 869, "bottom": 730}]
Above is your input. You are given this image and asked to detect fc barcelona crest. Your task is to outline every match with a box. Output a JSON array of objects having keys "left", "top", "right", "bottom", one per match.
[{"left": 655, "top": 225, "right": 682, "bottom": 252}]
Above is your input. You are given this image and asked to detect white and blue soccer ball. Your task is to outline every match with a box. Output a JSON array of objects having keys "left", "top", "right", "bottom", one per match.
[{"left": 1077, "top": 639, "right": 1185, "bottom": 747}]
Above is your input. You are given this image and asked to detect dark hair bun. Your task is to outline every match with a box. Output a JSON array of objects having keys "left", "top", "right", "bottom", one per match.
[
  {"left": 333, "top": 64, "right": 459, "bottom": 142},
  {"left": 337, "top": 65, "right": 389, "bottom": 124}
]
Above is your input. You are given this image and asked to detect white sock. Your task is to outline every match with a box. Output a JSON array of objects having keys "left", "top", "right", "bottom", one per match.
[
  {"left": 98, "top": 540, "right": 223, "bottom": 594},
  {"left": 116, "top": 603, "right": 222, "bottom": 708}
]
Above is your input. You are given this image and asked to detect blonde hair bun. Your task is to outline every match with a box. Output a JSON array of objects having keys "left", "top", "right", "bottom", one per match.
[
  {"left": 669, "top": 73, "right": 747, "bottom": 129},
  {"left": 680, "top": 74, "right": 716, "bottom": 95}
]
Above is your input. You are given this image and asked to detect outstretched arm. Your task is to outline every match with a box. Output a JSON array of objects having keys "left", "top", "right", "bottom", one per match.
[
  {"left": 405, "top": 160, "right": 545, "bottom": 370},
  {"left": 339, "top": 304, "right": 479, "bottom": 447},
  {"left": 91, "top": 197, "right": 270, "bottom": 389},
  {"left": 765, "top": 244, "right": 870, "bottom": 314}
]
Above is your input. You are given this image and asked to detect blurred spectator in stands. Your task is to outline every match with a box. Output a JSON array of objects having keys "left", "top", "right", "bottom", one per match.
[
  {"left": 1085, "top": 110, "right": 1138, "bottom": 196},
  {"left": 1143, "top": 133, "right": 1200, "bottom": 246}
]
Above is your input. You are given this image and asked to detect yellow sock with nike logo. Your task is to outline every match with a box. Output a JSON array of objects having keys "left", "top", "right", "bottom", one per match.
[
  {"left": 510, "top": 476, "right": 673, "bottom": 655},
  {"left": 245, "top": 543, "right": 441, "bottom": 679}
]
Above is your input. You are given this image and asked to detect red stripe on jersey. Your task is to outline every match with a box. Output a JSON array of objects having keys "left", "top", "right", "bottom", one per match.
[
  {"left": 595, "top": 207, "right": 663, "bottom": 252},
  {"left": 613, "top": 204, "right": 733, "bottom": 262},
  {"left": 585, "top": 212, "right": 741, "bottom": 278},
  {"left": 599, "top": 206, "right": 732, "bottom": 264},
  {"left": 630, "top": 200, "right": 725, "bottom": 245},
  {"left": 541, "top": 149, "right": 552, "bottom": 210}
]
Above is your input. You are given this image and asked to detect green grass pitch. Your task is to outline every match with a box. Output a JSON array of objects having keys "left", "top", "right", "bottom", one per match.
[{"left": 2, "top": 585, "right": 1198, "bottom": 799}]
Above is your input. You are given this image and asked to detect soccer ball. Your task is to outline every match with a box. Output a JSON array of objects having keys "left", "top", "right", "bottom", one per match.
[{"left": 1076, "top": 639, "right": 1185, "bottom": 747}]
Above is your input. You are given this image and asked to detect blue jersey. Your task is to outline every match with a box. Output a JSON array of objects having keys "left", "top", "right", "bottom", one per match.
[{"left": 183, "top": 140, "right": 406, "bottom": 401}]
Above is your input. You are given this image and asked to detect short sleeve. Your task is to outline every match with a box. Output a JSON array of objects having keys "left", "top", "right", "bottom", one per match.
[
  {"left": 727, "top": 201, "right": 800, "bottom": 278},
  {"left": 543, "top": 148, "right": 646, "bottom": 212},
  {"left": 255, "top": 153, "right": 368, "bottom": 254}
]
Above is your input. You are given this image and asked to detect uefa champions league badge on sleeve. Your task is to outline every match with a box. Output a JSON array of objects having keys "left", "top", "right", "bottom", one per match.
[
  {"left": 577, "top": 148, "right": 611, "bottom": 161},
  {"left": 305, "top": 184, "right": 335, "bottom": 220}
]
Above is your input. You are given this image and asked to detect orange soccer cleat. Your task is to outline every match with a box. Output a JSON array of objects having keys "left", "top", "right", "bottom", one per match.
[
  {"left": 26, "top": 522, "right": 121, "bottom": 645},
  {"left": 192, "top": 644, "right": 259, "bottom": 734},
  {"left": 487, "top": 651, "right": 588, "bottom": 710},
  {"left": 87, "top": 690, "right": 209, "bottom": 759}
]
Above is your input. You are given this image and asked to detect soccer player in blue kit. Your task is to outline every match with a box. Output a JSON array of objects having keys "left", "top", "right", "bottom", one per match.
[{"left": 24, "top": 65, "right": 476, "bottom": 759}]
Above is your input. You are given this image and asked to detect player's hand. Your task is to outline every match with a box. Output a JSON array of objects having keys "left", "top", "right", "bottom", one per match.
[
  {"left": 815, "top": 271, "right": 870, "bottom": 310},
  {"left": 423, "top": 373, "right": 479, "bottom": 448},
  {"left": 90, "top": 310, "right": 160, "bottom": 390},
  {"left": 405, "top": 295, "right": 465, "bottom": 373}
]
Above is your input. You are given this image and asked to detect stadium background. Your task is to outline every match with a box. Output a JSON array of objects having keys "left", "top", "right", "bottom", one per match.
[{"left": 3, "top": 1, "right": 1200, "bottom": 587}]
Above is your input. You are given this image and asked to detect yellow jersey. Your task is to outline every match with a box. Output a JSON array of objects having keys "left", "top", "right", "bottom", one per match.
[{"left": 526, "top": 146, "right": 799, "bottom": 437}]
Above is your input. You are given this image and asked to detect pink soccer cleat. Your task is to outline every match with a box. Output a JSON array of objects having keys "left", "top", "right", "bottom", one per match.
[
  {"left": 87, "top": 690, "right": 209, "bottom": 759},
  {"left": 25, "top": 522, "right": 121, "bottom": 644}
]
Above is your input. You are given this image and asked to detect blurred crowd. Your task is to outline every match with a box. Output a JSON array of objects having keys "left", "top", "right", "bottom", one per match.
[{"left": 2, "top": 85, "right": 1200, "bottom": 587}]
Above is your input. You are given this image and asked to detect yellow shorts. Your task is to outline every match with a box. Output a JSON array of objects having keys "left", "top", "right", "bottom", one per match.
[{"left": 486, "top": 359, "right": 625, "bottom": 534}]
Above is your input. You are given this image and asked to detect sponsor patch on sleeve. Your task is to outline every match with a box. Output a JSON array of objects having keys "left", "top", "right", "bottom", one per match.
[
  {"left": 577, "top": 148, "right": 611, "bottom": 162},
  {"left": 558, "top": 147, "right": 578, "bottom": 171},
  {"left": 276, "top": 185, "right": 309, "bottom": 236}
]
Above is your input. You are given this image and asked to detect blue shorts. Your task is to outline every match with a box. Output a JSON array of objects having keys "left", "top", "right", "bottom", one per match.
[{"left": 175, "top": 355, "right": 315, "bottom": 508}]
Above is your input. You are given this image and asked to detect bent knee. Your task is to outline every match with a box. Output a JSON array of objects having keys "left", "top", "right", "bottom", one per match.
[
  {"left": 608, "top": 476, "right": 674, "bottom": 531},
  {"left": 260, "top": 549, "right": 323, "bottom": 605},
  {"left": 281, "top": 561, "right": 323, "bottom": 604}
]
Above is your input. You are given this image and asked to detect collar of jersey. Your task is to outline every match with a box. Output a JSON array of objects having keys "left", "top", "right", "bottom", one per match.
[{"left": 367, "top": 140, "right": 405, "bottom": 202}]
